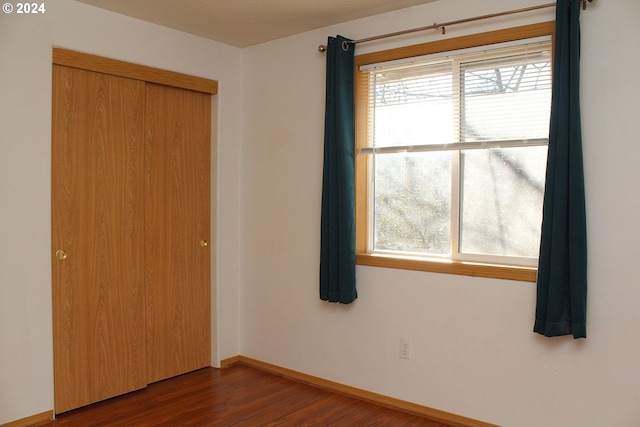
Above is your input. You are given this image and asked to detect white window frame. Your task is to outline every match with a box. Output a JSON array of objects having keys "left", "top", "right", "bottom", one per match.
[{"left": 354, "top": 22, "right": 556, "bottom": 282}]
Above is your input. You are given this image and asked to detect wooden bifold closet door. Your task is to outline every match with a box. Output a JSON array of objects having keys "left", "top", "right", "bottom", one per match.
[{"left": 52, "top": 53, "right": 212, "bottom": 414}]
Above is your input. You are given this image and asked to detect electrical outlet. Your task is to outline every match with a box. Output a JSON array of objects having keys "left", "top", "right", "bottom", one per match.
[{"left": 399, "top": 338, "right": 411, "bottom": 360}]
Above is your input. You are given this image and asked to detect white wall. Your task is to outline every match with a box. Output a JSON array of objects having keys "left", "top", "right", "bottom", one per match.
[
  {"left": 2, "top": 0, "right": 639, "bottom": 426},
  {"left": 239, "top": 1, "right": 640, "bottom": 426},
  {"left": 0, "top": 0, "right": 243, "bottom": 423}
]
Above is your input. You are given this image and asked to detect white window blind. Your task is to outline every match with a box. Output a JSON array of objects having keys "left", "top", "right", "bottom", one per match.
[{"left": 361, "top": 40, "right": 552, "bottom": 155}]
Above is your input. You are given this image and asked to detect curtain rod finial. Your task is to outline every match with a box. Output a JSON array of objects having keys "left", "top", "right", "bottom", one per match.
[{"left": 318, "top": 45, "right": 327, "bottom": 53}]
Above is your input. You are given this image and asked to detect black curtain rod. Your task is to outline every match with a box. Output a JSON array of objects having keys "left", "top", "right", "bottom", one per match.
[{"left": 318, "top": 1, "right": 594, "bottom": 53}]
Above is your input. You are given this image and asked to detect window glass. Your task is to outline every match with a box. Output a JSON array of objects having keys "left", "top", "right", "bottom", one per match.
[
  {"left": 373, "top": 152, "right": 452, "bottom": 255},
  {"left": 459, "top": 146, "right": 547, "bottom": 258}
]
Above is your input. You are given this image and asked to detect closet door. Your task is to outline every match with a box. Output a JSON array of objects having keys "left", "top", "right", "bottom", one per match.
[
  {"left": 52, "top": 65, "right": 146, "bottom": 413},
  {"left": 145, "top": 83, "right": 211, "bottom": 383}
]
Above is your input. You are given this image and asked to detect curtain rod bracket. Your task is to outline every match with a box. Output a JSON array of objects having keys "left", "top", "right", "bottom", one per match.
[{"left": 317, "top": 41, "right": 352, "bottom": 53}]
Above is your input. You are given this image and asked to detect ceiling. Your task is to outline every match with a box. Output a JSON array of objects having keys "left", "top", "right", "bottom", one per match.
[{"left": 75, "top": 0, "right": 439, "bottom": 48}]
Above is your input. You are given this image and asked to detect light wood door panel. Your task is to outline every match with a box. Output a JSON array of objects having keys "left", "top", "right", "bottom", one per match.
[
  {"left": 52, "top": 65, "right": 146, "bottom": 413},
  {"left": 145, "top": 83, "right": 211, "bottom": 383}
]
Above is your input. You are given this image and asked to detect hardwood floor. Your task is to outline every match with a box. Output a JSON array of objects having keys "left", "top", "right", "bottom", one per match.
[{"left": 41, "top": 364, "right": 457, "bottom": 426}]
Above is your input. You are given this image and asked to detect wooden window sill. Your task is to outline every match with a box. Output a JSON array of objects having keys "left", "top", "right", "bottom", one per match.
[{"left": 356, "top": 253, "right": 537, "bottom": 282}]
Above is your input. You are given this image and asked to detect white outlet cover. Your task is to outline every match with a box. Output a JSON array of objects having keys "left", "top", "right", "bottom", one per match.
[{"left": 399, "top": 338, "right": 411, "bottom": 360}]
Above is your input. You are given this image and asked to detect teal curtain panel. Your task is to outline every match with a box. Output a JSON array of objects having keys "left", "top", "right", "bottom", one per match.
[
  {"left": 534, "top": 0, "right": 588, "bottom": 339},
  {"left": 320, "top": 36, "right": 357, "bottom": 304}
]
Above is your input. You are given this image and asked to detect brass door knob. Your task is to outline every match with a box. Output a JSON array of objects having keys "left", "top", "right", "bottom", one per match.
[
  {"left": 55, "top": 249, "right": 68, "bottom": 261},
  {"left": 200, "top": 240, "right": 208, "bottom": 248}
]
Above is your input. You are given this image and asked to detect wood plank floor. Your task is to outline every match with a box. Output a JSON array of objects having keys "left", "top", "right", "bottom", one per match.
[{"left": 40, "top": 364, "right": 457, "bottom": 426}]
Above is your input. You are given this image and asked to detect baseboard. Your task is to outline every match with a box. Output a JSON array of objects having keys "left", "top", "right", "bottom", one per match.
[
  {"left": 220, "top": 355, "right": 498, "bottom": 427},
  {"left": 219, "top": 354, "right": 242, "bottom": 368},
  {"left": 0, "top": 411, "right": 53, "bottom": 427}
]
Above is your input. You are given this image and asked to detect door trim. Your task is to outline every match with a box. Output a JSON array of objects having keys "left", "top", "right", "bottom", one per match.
[{"left": 53, "top": 48, "right": 218, "bottom": 95}]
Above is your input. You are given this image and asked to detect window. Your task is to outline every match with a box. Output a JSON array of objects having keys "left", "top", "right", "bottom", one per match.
[{"left": 354, "top": 23, "right": 555, "bottom": 281}]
